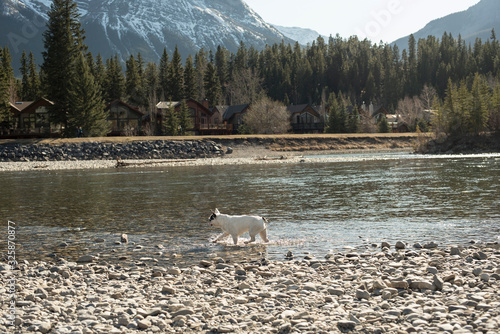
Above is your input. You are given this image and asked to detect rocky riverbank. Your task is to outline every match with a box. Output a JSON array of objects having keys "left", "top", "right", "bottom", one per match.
[
  {"left": 0, "top": 140, "right": 224, "bottom": 162},
  {"left": 418, "top": 134, "right": 500, "bottom": 154},
  {"left": 1, "top": 242, "right": 499, "bottom": 334}
]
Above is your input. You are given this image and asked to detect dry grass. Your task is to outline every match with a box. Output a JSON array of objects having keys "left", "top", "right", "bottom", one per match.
[{"left": 0, "top": 133, "right": 418, "bottom": 146}]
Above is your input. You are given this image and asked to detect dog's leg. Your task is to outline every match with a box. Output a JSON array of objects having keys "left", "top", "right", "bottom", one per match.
[
  {"left": 245, "top": 235, "right": 257, "bottom": 244},
  {"left": 231, "top": 234, "right": 239, "bottom": 245},
  {"left": 259, "top": 229, "right": 269, "bottom": 243},
  {"left": 213, "top": 232, "right": 230, "bottom": 243}
]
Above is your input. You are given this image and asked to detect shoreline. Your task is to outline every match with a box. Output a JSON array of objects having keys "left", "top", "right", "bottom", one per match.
[
  {"left": 1, "top": 242, "right": 499, "bottom": 333},
  {"left": 0, "top": 134, "right": 419, "bottom": 172},
  {"left": 3, "top": 148, "right": 500, "bottom": 172}
]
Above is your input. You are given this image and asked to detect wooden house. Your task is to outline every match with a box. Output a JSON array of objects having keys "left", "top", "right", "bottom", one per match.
[
  {"left": 4, "top": 98, "right": 55, "bottom": 138},
  {"left": 218, "top": 104, "right": 249, "bottom": 134},
  {"left": 288, "top": 104, "right": 324, "bottom": 133},
  {"left": 156, "top": 99, "right": 233, "bottom": 135},
  {"left": 106, "top": 100, "right": 144, "bottom": 136}
]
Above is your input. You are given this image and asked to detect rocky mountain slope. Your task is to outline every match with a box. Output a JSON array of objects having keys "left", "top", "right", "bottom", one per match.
[
  {"left": 393, "top": 0, "right": 500, "bottom": 50},
  {"left": 0, "top": 0, "right": 291, "bottom": 70}
]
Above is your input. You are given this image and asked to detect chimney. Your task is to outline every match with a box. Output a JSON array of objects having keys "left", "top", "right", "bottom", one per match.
[{"left": 202, "top": 99, "right": 209, "bottom": 109}]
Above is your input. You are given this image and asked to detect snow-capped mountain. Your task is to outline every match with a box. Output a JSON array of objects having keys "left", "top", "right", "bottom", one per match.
[
  {"left": 0, "top": 0, "right": 291, "bottom": 70},
  {"left": 273, "top": 25, "right": 325, "bottom": 46}
]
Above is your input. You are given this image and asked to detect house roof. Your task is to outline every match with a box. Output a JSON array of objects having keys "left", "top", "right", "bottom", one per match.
[
  {"left": 106, "top": 99, "right": 143, "bottom": 115},
  {"left": 287, "top": 104, "right": 321, "bottom": 118},
  {"left": 287, "top": 104, "right": 320, "bottom": 113},
  {"left": 222, "top": 104, "right": 249, "bottom": 121},
  {"left": 10, "top": 101, "right": 33, "bottom": 112},
  {"left": 10, "top": 98, "right": 54, "bottom": 115},
  {"left": 156, "top": 101, "right": 180, "bottom": 109}
]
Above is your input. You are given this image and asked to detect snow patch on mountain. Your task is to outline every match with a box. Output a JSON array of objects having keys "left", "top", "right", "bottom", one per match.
[{"left": 274, "top": 24, "right": 325, "bottom": 45}]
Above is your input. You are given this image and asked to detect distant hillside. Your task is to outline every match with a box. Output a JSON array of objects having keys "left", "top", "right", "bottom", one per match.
[
  {"left": 273, "top": 25, "right": 325, "bottom": 45},
  {"left": 393, "top": 0, "right": 500, "bottom": 50}
]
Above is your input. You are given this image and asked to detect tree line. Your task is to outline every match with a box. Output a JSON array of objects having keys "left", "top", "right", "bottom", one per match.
[{"left": 1, "top": 0, "right": 500, "bottom": 137}]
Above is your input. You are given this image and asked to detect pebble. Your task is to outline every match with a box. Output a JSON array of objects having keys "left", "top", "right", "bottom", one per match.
[{"left": 1, "top": 244, "right": 499, "bottom": 334}]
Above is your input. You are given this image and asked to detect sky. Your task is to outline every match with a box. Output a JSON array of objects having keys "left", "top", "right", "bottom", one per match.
[{"left": 244, "top": 0, "right": 481, "bottom": 43}]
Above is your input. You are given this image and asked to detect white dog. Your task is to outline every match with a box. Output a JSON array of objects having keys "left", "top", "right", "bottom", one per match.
[{"left": 209, "top": 208, "right": 269, "bottom": 245}]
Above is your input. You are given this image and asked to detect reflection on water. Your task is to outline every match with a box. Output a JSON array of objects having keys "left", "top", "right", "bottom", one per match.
[{"left": 1, "top": 153, "right": 499, "bottom": 266}]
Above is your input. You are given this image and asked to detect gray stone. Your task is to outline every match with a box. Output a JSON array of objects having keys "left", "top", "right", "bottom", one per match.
[
  {"left": 168, "top": 267, "right": 182, "bottom": 275},
  {"left": 356, "top": 289, "right": 370, "bottom": 300},
  {"left": 427, "top": 266, "right": 438, "bottom": 274},
  {"left": 381, "top": 241, "right": 391, "bottom": 249},
  {"left": 424, "top": 241, "right": 438, "bottom": 249},
  {"left": 338, "top": 320, "right": 356, "bottom": 330},
  {"left": 433, "top": 275, "right": 444, "bottom": 291},
  {"left": 473, "top": 252, "right": 488, "bottom": 260},
  {"left": 137, "top": 319, "right": 151, "bottom": 329},
  {"left": 76, "top": 255, "right": 95, "bottom": 263},
  {"left": 473, "top": 268, "right": 483, "bottom": 276},
  {"left": 395, "top": 241, "right": 406, "bottom": 249},
  {"left": 390, "top": 281, "right": 409, "bottom": 289},
  {"left": 409, "top": 280, "right": 434, "bottom": 290},
  {"left": 39, "top": 322, "right": 52, "bottom": 334},
  {"left": 172, "top": 308, "right": 194, "bottom": 317}
]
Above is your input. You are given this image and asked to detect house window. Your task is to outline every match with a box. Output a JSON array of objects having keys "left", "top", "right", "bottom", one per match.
[{"left": 296, "top": 115, "right": 301, "bottom": 124}]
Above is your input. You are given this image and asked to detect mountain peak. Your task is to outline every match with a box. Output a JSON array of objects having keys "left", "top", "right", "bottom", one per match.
[{"left": 0, "top": 0, "right": 290, "bottom": 71}]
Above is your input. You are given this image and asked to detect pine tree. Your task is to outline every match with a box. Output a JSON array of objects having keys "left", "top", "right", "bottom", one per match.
[
  {"left": 20, "top": 51, "right": 41, "bottom": 101},
  {"left": 490, "top": 85, "right": 500, "bottom": 133},
  {"left": 337, "top": 93, "right": 348, "bottom": 133},
  {"left": 20, "top": 51, "right": 29, "bottom": 100},
  {"left": 105, "top": 54, "right": 125, "bottom": 101},
  {"left": 194, "top": 49, "right": 208, "bottom": 101},
  {"left": 468, "top": 73, "right": 489, "bottom": 135},
  {"left": 183, "top": 55, "right": 197, "bottom": 100},
  {"left": 178, "top": 100, "right": 191, "bottom": 135},
  {"left": 125, "top": 54, "right": 144, "bottom": 106},
  {"left": 42, "top": 0, "right": 87, "bottom": 136},
  {"left": 164, "top": 103, "right": 179, "bottom": 136},
  {"left": 158, "top": 48, "right": 170, "bottom": 100},
  {"left": 378, "top": 116, "right": 391, "bottom": 133},
  {"left": 0, "top": 48, "right": 11, "bottom": 132},
  {"left": 204, "top": 59, "right": 221, "bottom": 107},
  {"left": 215, "top": 45, "right": 229, "bottom": 91},
  {"left": 67, "top": 53, "right": 109, "bottom": 137},
  {"left": 325, "top": 92, "right": 339, "bottom": 133},
  {"left": 144, "top": 62, "right": 158, "bottom": 109},
  {"left": 347, "top": 106, "right": 360, "bottom": 133},
  {"left": 168, "top": 46, "right": 184, "bottom": 101},
  {"left": 27, "top": 52, "right": 40, "bottom": 100},
  {"left": 93, "top": 54, "right": 106, "bottom": 93}
]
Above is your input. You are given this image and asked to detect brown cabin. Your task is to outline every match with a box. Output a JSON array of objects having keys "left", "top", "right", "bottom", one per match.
[
  {"left": 217, "top": 104, "right": 250, "bottom": 134},
  {"left": 106, "top": 100, "right": 144, "bottom": 136},
  {"left": 3, "top": 98, "right": 55, "bottom": 138},
  {"left": 288, "top": 104, "right": 324, "bottom": 133},
  {"left": 157, "top": 99, "right": 233, "bottom": 135}
]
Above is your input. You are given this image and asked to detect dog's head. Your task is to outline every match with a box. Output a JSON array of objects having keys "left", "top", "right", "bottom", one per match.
[{"left": 208, "top": 208, "right": 221, "bottom": 227}]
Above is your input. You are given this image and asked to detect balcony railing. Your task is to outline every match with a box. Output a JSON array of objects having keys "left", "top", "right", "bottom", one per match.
[{"left": 197, "top": 124, "right": 233, "bottom": 131}]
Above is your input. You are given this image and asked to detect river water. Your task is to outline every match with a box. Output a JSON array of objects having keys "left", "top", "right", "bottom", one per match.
[{"left": 1, "top": 153, "right": 499, "bottom": 267}]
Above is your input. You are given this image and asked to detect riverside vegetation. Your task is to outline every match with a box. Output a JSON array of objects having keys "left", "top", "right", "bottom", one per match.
[{"left": 0, "top": 241, "right": 499, "bottom": 333}]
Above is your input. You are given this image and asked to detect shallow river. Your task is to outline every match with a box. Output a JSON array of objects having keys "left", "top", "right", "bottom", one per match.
[{"left": 1, "top": 153, "right": 499, "bottom": 266}]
